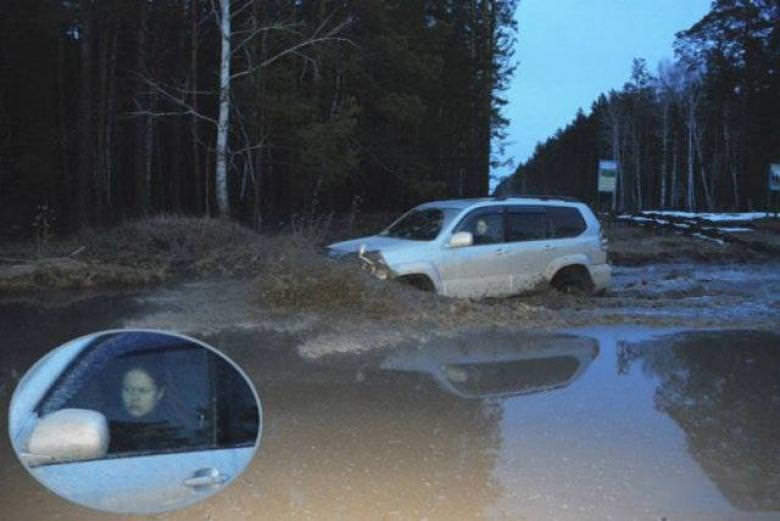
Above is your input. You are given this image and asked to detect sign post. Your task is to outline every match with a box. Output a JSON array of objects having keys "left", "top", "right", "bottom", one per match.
[
  {"left": 597, "top": 160, "right": 618, "bottom": 212},
  {"left": 769, "top": 163, "right": 780, "bottom": 217}
]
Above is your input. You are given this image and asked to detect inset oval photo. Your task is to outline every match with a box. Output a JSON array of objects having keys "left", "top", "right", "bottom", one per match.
[{"left": 8, "top": 330, "right": 262, "bottom": 515}]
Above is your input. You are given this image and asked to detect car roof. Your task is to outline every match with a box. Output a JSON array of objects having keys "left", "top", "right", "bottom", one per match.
[{"left": 417, "top": 197, "right": 583, "bottom": 211}]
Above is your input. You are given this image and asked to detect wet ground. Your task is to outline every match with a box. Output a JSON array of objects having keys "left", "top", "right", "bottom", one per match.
[
  {"left": 1, "top": 263, "right": 779, "bottom": 520},
  {"left": 593, "top": 262, "right": 780, "bottom": 325}
]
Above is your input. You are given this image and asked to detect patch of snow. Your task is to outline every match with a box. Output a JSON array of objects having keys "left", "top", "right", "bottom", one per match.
[
  {"left": 620, "top": 215, "right": 674, "bottom": 225},
  {"left": 704, "top": 226, "right": 753, "bottom": 233},
  {"left": 691, "top": 233, "right": 725, "bottom": 245},
  {"left": 641, "top": 211, "right": 770, "bottom": 222}
]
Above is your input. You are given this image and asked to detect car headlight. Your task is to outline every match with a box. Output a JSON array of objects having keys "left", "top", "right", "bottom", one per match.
[
  {"left": 359, "top": 250, "right": 391, "bottom": 280},
  {"left": 325, "top": 247, "right": 346, "bottom": 259}
]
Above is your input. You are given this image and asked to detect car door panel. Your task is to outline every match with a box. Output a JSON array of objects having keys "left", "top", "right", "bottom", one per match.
[
  {"left": 29, "top": 446, "right": 255, "bottom": 514},
  {"left": 440, "top": 244, "right": 514, "bottom": 298},
  {"left": 437, "top": 207, "right": 513, "bottom": 298},
  {"left": 504, "top": 209, "right": 556, "bottom": 292}
]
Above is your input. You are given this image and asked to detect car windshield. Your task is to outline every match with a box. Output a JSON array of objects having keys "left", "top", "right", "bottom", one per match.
[{"left": 380, "top": 208, "right": 457, "bottom": 241}]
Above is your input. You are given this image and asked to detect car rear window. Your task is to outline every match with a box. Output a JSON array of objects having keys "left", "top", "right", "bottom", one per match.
[{"left": 546, "top": 206, "right": 586, "bottom": 238}]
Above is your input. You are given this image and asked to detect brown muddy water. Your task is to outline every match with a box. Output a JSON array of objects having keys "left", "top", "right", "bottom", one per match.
[{"left": 1, "top": 292, "right": 779, "bottom": 520}]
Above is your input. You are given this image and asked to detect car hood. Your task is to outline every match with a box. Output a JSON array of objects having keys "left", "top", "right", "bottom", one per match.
[{"left": 327, "top": 235, "right": 424, "bottom": 256}]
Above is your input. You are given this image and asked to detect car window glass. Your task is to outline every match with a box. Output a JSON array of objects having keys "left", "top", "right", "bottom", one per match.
[
  {"left": 455, "top": 210, "right": 505, "bottom": 245},
  {"left": 381, "top": 208, "right": 452, "bottom": 241},
  {"left": 215, "top": 356, "right": 260, "bottom": 448},
  {"left": 546, "top": 206, "right": 586, "bottom": 238},
  {"left": 507, "top": 211, "right": 547, "bottom": 242},
  {"left": 107, "top": 349, "right": 213, "bottom": 456},
  {"left": 35, "top": 333, "right": 215, "bottom": 458},
  {"left": 444, "top": 356, "right": 582, "bottom": 396}
]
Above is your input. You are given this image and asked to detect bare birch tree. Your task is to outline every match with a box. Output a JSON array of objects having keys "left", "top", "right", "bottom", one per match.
[
  {"left": 681, "top": 64, "right": 703, "bottom": 211},
  {"left": 127, "top": 1, "right": 351, "bottom": 218},
  {"left": 215, "top": 0, "right": 231, "bottom": 217}
]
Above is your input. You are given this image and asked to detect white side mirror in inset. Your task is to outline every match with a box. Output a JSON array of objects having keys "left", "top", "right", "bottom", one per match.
[{"left": 22, "top": 408, "right": 109, "bottom": 467}]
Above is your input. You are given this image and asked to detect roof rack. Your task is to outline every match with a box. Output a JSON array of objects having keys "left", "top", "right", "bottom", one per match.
[{"left": 492, "top": 194, "right": 582, "bottom": 203}]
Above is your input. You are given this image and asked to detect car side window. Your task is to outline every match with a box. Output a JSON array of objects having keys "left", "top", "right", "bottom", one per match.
[
  {"left": 507, "top": 208, "right": 548, "bottom": 242},
  {"left": 35, "top": 333, "right": 216, "bottom": 458},
  {"left": 106, "top": 348, "right": 214, "bottom": 456},
  {"left": 546, "top": 206, "right": 586, "bottom": 238},
  {"left": 454, "top": 209, "right": 505, "bottom": 245}
]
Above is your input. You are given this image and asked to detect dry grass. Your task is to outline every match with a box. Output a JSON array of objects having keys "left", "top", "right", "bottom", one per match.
[
  {"left": 253, "top": 236, "right": 434, "bottom": 317},
  {"left": 0, "top": 258, "right": 164, "bottom": 293},
  {"left": 0, "top": 216, "right": 267, "bottom": 294},
  {"left": 79, "top": 216, "right": 265, "bottom": 273},
  {"left": 606, "top": 222, "right": 757, "bottom": 265},
  {"left": 0, "top": 214, "right": 448, "bottom": 317}
]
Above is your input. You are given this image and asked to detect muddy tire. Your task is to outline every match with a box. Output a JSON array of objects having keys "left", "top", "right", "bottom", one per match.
[
  {"left": 397, "top": 274, "right": 435, "bottom": 292},
  {"left": 551, "top": 266, "right": 594, "bottom": 296}
]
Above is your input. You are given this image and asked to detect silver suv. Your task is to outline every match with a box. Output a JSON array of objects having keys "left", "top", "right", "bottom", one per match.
[{"left": 328, "top": 197, "right": 610, "bottom": 298}]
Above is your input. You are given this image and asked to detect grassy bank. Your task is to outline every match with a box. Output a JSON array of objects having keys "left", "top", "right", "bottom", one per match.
[
  {"left": 0, "top": 216, "right": 266, "bottom": 294},
  {"left": 606, "top": 222, "right": 768, "bottom": 265}
]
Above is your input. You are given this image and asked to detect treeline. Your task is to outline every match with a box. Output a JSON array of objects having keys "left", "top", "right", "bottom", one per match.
[
  {"left": 497, "top": 0, "right": 780, "bottom": 212},
  {"left": 0, "top": 0, "right": 517, "bottom": 238}
]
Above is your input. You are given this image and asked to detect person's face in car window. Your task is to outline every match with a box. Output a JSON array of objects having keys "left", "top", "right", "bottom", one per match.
[
  {"left": 122, "top": 368, "right": 165, "bottom": 418},
  {"left": 476, "top": 218, "right": 488, "bottom": 236}
]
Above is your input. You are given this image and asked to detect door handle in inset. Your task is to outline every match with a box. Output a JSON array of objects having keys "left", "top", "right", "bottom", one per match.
[{"left": 184, "top": 468, "right": 229, "bottom": 489}]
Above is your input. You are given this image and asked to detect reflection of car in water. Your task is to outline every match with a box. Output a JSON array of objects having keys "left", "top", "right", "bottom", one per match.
[
  {"left": 380, "top": 333, "right": 599, "bottom": 399},
  {"left": 8, "top": 331, "right": 261, "bottom": 514}
]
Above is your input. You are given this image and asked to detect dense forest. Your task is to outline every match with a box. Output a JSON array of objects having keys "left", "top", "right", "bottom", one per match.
[
  {"left": 0, "top": 0, "right": 517, "bottom": 238},
  {"left": 497, "top": 0, "right": 780, "bottom": 212}
]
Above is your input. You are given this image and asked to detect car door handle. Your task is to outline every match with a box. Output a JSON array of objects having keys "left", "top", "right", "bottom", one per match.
[
  {"left": 184, "top": 468, "right": 229, "bottom": 489},
  {"left": 543, "top": 244, "right": 553, "bottom": 250},
  {"left": 495, "top": 248, "right": 505, "bottom": 256}
]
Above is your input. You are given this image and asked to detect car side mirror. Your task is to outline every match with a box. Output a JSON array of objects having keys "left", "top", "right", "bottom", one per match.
[
  {"left": 449, "top": 231, "right": 473, "bottom": 248},
  {"left": 22, "top": 408, "right": 109, "bottom": 467}
]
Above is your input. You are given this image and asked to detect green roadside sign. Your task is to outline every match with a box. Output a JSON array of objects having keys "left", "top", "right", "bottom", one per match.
[{"left": 598, "top": 160, "right": 617, "bottom": 193}]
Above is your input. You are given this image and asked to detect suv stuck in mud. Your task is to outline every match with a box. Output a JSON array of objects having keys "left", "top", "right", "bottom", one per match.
[{"left": 328, "top": 197, "right": 611, "bottom": 298}]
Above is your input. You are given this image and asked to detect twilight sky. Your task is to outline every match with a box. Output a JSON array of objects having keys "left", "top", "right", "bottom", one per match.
[{"left": 493, "top": 0, "right": 712, "bottom": 186}]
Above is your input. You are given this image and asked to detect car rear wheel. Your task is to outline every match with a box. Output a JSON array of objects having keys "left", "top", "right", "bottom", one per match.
[{"left": 551, "top": 266, "right": 594, "bottom": 295}]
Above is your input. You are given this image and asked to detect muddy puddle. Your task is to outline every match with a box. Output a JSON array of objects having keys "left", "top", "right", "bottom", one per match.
[{"left": 1, "top": 289, "right": 779, "bottom": 521}]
